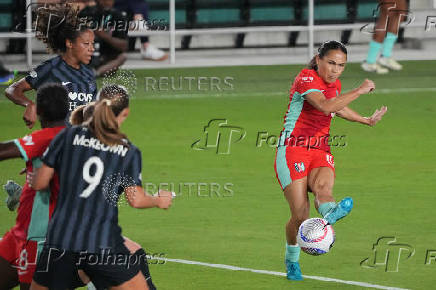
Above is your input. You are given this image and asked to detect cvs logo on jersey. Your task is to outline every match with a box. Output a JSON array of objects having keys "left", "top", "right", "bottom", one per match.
[{"left": 68, "top": 92, "right": 93, "bottom": 102}]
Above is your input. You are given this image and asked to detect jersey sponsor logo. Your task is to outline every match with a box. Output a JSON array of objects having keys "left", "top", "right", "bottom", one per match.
[
  {"left": 326, "top": 154, "right": 334, "bottom": 167},
  {"left": 22, "top": 135, "right": 34, "bottom": 146},
  {"left": 294, "top": 162, "right": 306, "bottom": 173},
  {"left": 68, "top": 92, "right": 93, "bottom": 102},
  {"left": 302, "top": 76, "right": 314, "bottom": 82},
  {"left": 73, "top": 134, "right": 129, "bottom": 157},
  {"left": 62, "top": 81, "right": 71, "bottom": 86}
]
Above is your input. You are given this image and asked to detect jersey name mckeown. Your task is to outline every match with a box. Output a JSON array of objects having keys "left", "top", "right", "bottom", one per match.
[{"left": 73, "top": 134, "right": 129, "bottom": 157}]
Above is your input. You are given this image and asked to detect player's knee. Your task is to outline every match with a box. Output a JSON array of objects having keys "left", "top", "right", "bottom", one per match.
[
  {"left": 313, "top": 179, "right": 333, "bottom": 197},
  {"left": 291, "top": 212, "right": 308, "bottom": 227}
]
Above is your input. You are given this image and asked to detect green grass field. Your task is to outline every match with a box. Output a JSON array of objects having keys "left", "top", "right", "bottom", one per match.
[{"left": 1, "top": 60, "right": 436, "bottom": 289}]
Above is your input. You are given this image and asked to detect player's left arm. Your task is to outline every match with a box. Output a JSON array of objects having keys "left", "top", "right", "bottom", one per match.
[
  {"left": 336, "top": 106, "right": 388, "bottom": 127},
  {"left": 0, "top": 141, "right": 21, "bottom": 161},
  {"left": 32, "top": 163, "right": 54, "bottom": 191}
]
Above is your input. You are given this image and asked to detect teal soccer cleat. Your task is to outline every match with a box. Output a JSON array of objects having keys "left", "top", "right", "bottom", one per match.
[
  {"left": 285, "top": 260, "right": 303, "bottom": 281},
  {"left": 324, "top": 197, "right": 353, "bottom": 225}
]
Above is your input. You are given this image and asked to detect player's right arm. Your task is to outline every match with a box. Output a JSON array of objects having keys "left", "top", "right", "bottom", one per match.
[
  {"left": 305, "top": 79, "right": 375, "bottom": 115},
  {"left": 125, "top": 187, "right": 172, "bottom": 209},
  {"left": 5, "top": 78, "right": 36, "bottom": 128},
  {"left": 0, "top": 142, "right": 21, "bottom": 161}
]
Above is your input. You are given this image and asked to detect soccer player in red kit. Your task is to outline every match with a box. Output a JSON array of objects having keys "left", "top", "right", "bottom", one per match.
[
  {"left": 274, "top": 41, "right": 388, "bottom": 281},
  {"left": 0, "top": 84, "right": 68, "bottom": 290}
]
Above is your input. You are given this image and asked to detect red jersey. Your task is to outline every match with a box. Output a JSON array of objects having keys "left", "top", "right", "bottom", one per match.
[
  {"left": 11, "top": 126, "right": 65, "bottom": 240},
  {"left": 279, "top": 69, "right": 341, "bottom": 153}
]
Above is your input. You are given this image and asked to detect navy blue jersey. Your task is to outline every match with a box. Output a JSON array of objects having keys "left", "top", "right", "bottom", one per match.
[
  {"left": 41, "top": 126, "right": 142, "bottom": 253},
  {"left": 25, "top": 56, "right": 97, "bottom": 118}
]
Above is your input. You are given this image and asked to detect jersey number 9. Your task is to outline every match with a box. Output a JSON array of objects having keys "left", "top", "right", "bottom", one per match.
[{"left": 80, "top": 156, "right": 104, "bottom": 198}]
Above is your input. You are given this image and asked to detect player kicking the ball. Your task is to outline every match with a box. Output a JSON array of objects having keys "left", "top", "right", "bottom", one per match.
[{"left": 274, "top": 40, "right": 387, "bottom": 281}]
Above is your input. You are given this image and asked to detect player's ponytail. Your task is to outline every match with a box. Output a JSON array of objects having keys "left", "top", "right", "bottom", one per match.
[
  {"left": 70, "top": 105, "right": 86, "bottom": 125},
  {"left": 89, "top": 85, "right": 129, "bottom": 146},
  {"left": 70, "top": 102, "right": 95, "bottom": 125},
  {"left": 308, "top": 40, "right": 348, "bottom": 71}
]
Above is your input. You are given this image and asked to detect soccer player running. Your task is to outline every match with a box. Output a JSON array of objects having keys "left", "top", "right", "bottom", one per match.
[
  {"left": 31, "top": 85, "right": 173, "bottom": 290},
  {"left": 5, "top": 3, "right": 97, "bottom": 129},
  {"left": 274, "top": 40, "right": 387, "bottom": 281},
  {"left": 0, "top": 84, "right": 68, "bottom": 290}
]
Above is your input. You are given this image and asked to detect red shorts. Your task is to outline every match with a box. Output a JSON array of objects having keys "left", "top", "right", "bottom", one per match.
[
  {"left": 0, "top": 231, "right": 38, "bottom": 284},
  {"left": 274, "top": 146, "right": 335, "bottom": 190}
]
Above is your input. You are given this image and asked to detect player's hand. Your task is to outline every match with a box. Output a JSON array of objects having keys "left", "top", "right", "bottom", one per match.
[
  {"left": 358, "top": 79, "right": 375, "bottom": 95},
  {"left": 156, "top": 190, "right": 173, "bottom": 209},
  {"left": 23, "top": 102, "right": 37, "bottom": 129},
  {"left": 26, "top": 171, "right": 34, "bottom": 186},
  {"left": 365, "top": 106, "right": 388, "bottom": 126}
]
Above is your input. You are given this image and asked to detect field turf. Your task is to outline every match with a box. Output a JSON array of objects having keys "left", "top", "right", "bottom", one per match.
[{"left": 1, "top": 60, "right": 435, "bottom": 289}]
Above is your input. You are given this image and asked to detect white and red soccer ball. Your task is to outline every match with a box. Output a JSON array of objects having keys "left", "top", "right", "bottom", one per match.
[{"left": 297, "top": 218, "right": 335, "bottom": 255}]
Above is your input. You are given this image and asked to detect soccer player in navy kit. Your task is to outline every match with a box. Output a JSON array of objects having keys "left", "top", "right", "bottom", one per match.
[
  {"left": 31, "top": 85, "right": 173, "bottom": 289},
  {"left": 70, "top": 101, "right": 159, "bottom": 290},
  {"left": 5, "top": 3, "right": 97, "bottom": 129}
]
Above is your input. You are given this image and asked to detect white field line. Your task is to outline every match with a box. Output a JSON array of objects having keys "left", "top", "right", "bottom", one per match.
[
  {"left": 136, "top": 87, "right": 436, "bottom": 99},
  {"left": 0, "top": 237, "right": 408, "bottom": 289},
  {"left": 151, "top": 257, "right": 408, "bottom": 290}
]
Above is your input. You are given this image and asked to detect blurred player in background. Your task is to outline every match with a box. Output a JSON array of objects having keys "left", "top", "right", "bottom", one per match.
[
  {"left": 0, "top": 61, "right": 16, "bottom": 86},
  {"left": 31, "top": 85, "right": 172, "bottom": 289},
  {"left": 361, "top": 0, "right": 408, "bottom": 73},
  {"left": 274, "top": 40, "right": 387, "bottom": 281},
  {"left": 114, "top": 0, "right": 168, "bottom": 61},
  {"left": 5, "top": 3, "right": 97, "bottom": 129},
  {"left": 79, "top": 0, "right": 129, "bottom": 77},
  {"left": 0, "top": 83, "right": 68, "bottom": 290}
]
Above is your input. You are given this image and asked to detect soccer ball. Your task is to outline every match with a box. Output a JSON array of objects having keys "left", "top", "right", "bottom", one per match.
[{"left": 297, "top": 218, "right": 335, "bottom": 255}]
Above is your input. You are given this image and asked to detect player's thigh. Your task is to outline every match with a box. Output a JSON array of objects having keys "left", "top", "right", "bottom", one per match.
[
  {"left": 29, "top": 280, "right": 48, "bottom": 290},
  {"left": 283, "top": 178, "right": 310, "bottom": 221},
  {"left": 109, "top": 271, "right": 149, "bottom": 290},
  {"left": 0, "top": 256, "right": 19, "bottom": 289},
  {"left": 123, "top": 236, "right": 142, "bottom": 254},
  {"left": 307, "top": 166, "right": 335, "bottom": 197}
]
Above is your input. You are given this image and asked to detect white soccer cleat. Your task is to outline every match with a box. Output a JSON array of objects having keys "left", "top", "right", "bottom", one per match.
[
  {"left": 141, "top": 44, "right": 168, "bottom": 61},
  {"left": 361, "top": 62, "right": 389, "bottom": 74},
  {"left": 378, "top": 57, "right": 403, "bottom": 71}
]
